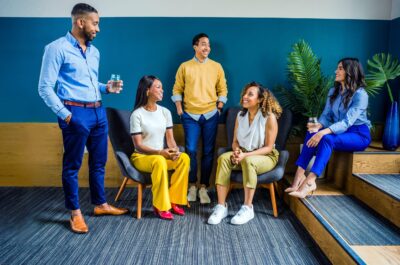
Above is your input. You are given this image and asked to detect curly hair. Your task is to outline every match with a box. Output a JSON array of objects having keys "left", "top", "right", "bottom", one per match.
[
  {"left": 330, "top": 58, "right": 366, "bottom": 109},
  {"left": 239, "top": 81, "right": 282, "bottom": 119}
]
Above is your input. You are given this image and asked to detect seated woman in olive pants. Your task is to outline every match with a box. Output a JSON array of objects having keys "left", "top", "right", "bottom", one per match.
[{"left": 208, "top": 81, "right": 282, "bottom": 225}]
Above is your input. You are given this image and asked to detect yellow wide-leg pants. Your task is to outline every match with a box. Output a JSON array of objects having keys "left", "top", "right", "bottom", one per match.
[{"left": 130, "top": 152, "right": 189, "bottom": 211}]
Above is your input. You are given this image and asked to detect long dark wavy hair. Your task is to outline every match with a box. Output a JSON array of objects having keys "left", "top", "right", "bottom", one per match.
[
  {"left": 239, "top": 81, "right": 282, "bottom": 119},
  {"left": 330, "top": 58, "right": 366, "bottom": 109},
  {"left": 133, "top": 75, "right": 160, "bottom": 111}
]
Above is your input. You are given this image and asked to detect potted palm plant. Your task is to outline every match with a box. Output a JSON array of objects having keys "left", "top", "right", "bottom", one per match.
[
  {"left": 275, "top": 40, "right": 333, "bottom": 176},
  {"left": 366, "top": 53, "right": 400, "bottom": 150},
  {"left": 275, "top": 39, "right": 333, "bottom": 136}
]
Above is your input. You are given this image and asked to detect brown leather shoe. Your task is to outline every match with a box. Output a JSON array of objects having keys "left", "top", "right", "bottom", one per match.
[
  {"left": 70, "top": 215, "right": 89, "bottom": 233},
  {"left": 94, "top": 205, "right": 128, "bottom": 216}
]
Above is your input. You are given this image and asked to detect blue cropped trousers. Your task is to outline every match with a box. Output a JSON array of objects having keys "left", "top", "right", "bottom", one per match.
[{"left": 296, "top": 124, "right": 371, "bottom": 177}]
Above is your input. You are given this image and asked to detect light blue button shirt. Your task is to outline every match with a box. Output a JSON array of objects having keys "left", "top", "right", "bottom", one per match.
[
  {"left": 318, "top": 87, "right": 371, "bottom": 134},
  {"left": 38, "top": 32, "right": 107, "bottom": 120},
  {"left": 171, "top": 56, "right": 227, "bottom": 121}
]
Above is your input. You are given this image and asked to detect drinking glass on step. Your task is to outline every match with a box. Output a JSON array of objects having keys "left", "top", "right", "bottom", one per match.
[{"left": 308, "top": 117, "right": 319, "bottom": 133}]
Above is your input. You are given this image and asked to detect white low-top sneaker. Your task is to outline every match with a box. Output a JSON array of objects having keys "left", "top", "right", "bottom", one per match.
[
  {"left": 187, "top": 185, "right": 197, "bottom": 202},
  {"left": 208, "top": 204, "right": 228, "bottom": 225},
  {"left": 230, "top": 205, "right": 254, "bottom": 225},
  {"left": 198, "top": 187, "right": 211, "bottom": 204}
]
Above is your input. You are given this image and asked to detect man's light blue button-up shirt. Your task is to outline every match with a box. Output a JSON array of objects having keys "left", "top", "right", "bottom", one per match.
[
  {"left": 38, "top": 32, "right": 107, "bottom": 120},
  {"left": 318, "top": 87, "right": 371, "bottom": 134}
]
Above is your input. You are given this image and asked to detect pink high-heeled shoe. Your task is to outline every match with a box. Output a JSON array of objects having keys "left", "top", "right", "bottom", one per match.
[
  {"left": 171, "top": 203, "right": 185, "bottom": 216},
  {"left": 289, "top": 182, "right": 317, "bottom": 198},
  {"left": 285, "top": 174, "right": 306, "bottom": 193},
  {"left": 153, "top": 206, "right": 174, "bottom": 220}
]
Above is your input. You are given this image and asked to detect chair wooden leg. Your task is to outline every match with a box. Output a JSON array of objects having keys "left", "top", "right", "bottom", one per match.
[
  {"left": 269, "top": 182, "right": 278, "bottom": 217},
  {"left": 137, "top": 183, "right": 143, "bottom": 219},
  {"left": 115, "top": 176, "right": 129, "bottom": 202},
  {"left": 274, "top": 181, "right": 282, "bottom": 198}
]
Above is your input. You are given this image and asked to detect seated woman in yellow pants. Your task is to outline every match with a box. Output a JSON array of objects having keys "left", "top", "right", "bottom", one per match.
[
  {"left": 208, "top": 82, "right": 282, "bottom": 225},
  {"left": 130, "top": 75, "right": 189, "bottom": 220}
]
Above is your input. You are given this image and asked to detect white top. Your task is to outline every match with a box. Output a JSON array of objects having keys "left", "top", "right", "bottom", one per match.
[
  {"left": 130, "top": 105, "right": 173, "bottom": 152},
  {"left": 236, "top": 109, "right": 268, "bottom": 152}
]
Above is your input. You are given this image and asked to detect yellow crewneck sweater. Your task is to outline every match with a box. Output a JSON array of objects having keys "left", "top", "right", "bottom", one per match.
[{"left": 172, "top": 58, "right": 228, "bottom": 114}]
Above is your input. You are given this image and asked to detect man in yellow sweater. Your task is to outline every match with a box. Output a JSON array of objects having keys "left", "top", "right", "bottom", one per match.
[{"left": 172, "top": 33, "right": 228, "bottom": 204}]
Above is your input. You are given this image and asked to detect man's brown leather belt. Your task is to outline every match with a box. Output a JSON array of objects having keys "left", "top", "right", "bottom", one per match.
[{"left": 64, "top": 100, "right": 102, "bottom": 108}]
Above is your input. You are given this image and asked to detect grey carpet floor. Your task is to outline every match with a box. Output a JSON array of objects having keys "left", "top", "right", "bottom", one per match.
[
  {"left": 354, "top": 173, "right": 400, "bottom": 200},
  {"left": 0, "top": 187, "right": 330, "bottom": 265},
  {"left": 308, "top": 195, "right": 400, "bottom": 245}
]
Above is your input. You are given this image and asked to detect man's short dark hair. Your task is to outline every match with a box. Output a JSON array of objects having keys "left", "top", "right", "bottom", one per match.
[
  {"left": 192, "top": 33, "right": 209, "bottom": 46},
  {"left": 71, "top": 3, "right": 98, "bottom": 17}
]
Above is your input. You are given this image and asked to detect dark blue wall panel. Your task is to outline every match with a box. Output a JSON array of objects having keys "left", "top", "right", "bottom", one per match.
[
  {"left": 389, "top": 17, "right": 400, "bottom": 103},
  {"left": 0, "top": 17, "right": 390, "bottom": 122},
  {"left": 389, "top": 17, "right": 400, "bottom": 58}
]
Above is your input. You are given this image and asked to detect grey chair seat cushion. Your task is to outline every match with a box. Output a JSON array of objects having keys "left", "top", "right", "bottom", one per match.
[{"left": 116, "top": 151, "right": 152, "bottom": 184}]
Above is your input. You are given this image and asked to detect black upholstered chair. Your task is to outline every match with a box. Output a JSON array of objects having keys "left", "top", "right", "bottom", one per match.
[
  {"left": 217, "top": 107, "right": 292, "bottom": 217},
  {"left": 106, "top": 107, "right": 150, "bottom": 219},
  {"left": 106, "top": 107, "right": 184, "bottom": 219}
]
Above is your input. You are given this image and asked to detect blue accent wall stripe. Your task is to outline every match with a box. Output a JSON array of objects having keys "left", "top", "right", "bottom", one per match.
[{"left": 0, "top": 17, "right": 391, "bottom": 122}]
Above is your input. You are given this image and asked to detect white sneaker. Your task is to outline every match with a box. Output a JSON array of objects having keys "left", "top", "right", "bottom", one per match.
[
  {"left": 187, "top": 185, "right": 197, "bottom": 202},
  {"left": 230, "top": 205, "right": 254, "bottom": 225},
  {"left": 208, "top": 204, "right": 228, "bottom": 225},
  {"left": 198, "top": 187, "right": 211, "bottom": 204}
]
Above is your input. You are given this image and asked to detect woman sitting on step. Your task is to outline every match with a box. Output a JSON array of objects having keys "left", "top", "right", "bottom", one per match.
[
  {"left": 286, "top": 58, "right": 372, "bottom": 198},
  {"left": 208, "top": 82, "right": 282, "bottom": 225},
  {"left": 130, "top": 75, "right": 190, "bottom": 220}
]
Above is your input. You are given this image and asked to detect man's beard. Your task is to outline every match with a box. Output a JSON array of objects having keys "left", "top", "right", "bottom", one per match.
[{"left": 84, "top": 31, "right": 95, "bottom": 42}]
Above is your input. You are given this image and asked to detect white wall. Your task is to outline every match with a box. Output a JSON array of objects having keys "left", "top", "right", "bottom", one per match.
[
  {"left": 0, "top": 0, "right": 394, "bottom": 20},
  {"left": 392, "top": 0, "right": 400, "bottom": 19}
]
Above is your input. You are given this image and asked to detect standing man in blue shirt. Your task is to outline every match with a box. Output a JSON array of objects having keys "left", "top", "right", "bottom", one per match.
[{"left": 38, "top": 3, "right": 128, "bottom": 234}]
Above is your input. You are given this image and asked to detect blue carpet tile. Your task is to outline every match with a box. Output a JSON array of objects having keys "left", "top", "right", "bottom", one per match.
[
  {"left": 307, "top": 195, "right": 400, "bottom": 245},
  {"left": 0, "top": 187, "right": 330, "bottom": 265},
  {"left": 354, "top": 174, "right": 400, "bottom": 201}
]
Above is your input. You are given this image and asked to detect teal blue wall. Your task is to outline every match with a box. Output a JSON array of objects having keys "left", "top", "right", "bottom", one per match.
[
  {"left": 0, "top": 17, "right": 390, "bottom": 122},
  {"left": 389, "top": 17, "right": 400, "bottom": 58},
  {"left": 389, "top": 17, "right": 400, "bottom": 102}
]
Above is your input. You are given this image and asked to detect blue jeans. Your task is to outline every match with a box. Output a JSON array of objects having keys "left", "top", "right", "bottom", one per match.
[
  {"left": 181, "top": 111, "right": 219, "bottom": 186},
  {"left": 58, "top": 105, "right": 108, "bottom": 210},
  {"left": 296, "top": 124, "right": 371, "bottom": 177}
]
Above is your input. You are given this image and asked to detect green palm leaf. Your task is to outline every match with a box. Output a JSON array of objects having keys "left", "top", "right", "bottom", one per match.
[
  {"left": 274, "top": 85, "right": 304, "bottom": 114},
  {"left": 276, "top": 40, "right": 332, "bottom": 118},
  {"left": 366, "top": 53, "right": 400, "bottom": 103}
]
